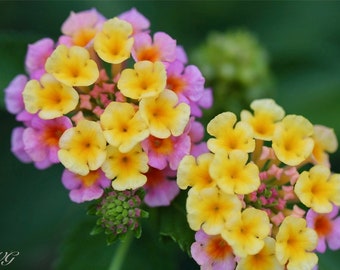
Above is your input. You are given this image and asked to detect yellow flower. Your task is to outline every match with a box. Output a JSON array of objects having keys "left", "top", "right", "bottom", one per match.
[
  {"left": 177, "top": 153, "right": 215, "bottom": 190},
  {"left": 311, "top": 125, "right": 338, "bottom": 166},
  {"left": 241, "top": 98, "right": 285, "bottom": 141},
  {"left": 101, "top": 144, "right": 148, "bottom": 190},
  {"left": 236, "top": 237, "right": 284, "bottom": 270},
  {"left": 294, "top": 165, "right": 340, "bottom": 213},
  {"left": 275, "top": 216, "right": 318, "bottom": 270},
  {"left": 207, "top": 112, "right": 255, "bottom": 154},
  {"left": 100, "top": 102, "right": 149, "bottom": 153},
  {"left": 58, "top": 119, "right": 107, "bottom": 176},
  {"left": 94, "top": 17, "right": 134, "bottom": 64},
  {"left": 23, "top": 74, "right": 79, "bottom": 119},
  {"left": 45, "top": 44, "right": 99, "bottom": 86},
  {"left": 186, "top": 186, "right": 242, "bottom": 235},
  {"left": 139, "top": 89, "right": 190, "bottom": 138},
  {"left": 222, "top": 208, "right": 270, "bottom": 257},
  {"left": 272, "top": 114, "right": 314, "bottom": 166},
  {"left": 117, "top": 60, "right": 166, "bottom": 99},
  {"left": 210, "top": 150, "right": 260, "bottom": 195}
]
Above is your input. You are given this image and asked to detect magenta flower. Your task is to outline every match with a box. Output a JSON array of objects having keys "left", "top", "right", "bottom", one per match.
[
  {"left": 166, "top": 60, "right": 211, "bottom": 117},
  {"left": 25, "top": 38, "right": 54, "bottom": 79},
  {"left": 132, "top": 32, "right": 177, "bottom": 63},
  {"left": 187, "top": 117, "right": 209, "bottom": 157},
  {"left": 4, "top": 74, "right": 27, "bottom": 114},
  {"left": 58, "top": 8, "right": 106, "bottom": 47},
  {"left": 62, "top": 169, "right": 110, "bottom": 203},
  {"left": 141, "top": 133, "right": 191, "bottom": 170},
  {"left": 11, "top": 127, "right": 32, "bottom": 163},
  {"left": 22, "top": 115, "right": 72, "bottom": 169},
  {"left": 144, "top": 166, "right": 179, "bottom": 207},
  {"left": 191, "top": 229, "right": 236, "bottom": 270},
  {"left": 118, "top": 7, "right": 150, "bottom": 34},
  {"left": 306, "top": 205, "right": 340, "bottom": 253}
]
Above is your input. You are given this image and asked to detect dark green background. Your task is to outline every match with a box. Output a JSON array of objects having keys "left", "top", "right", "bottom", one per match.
[{"left": 1, "top": 1, "right": 340, "bottom": 269}]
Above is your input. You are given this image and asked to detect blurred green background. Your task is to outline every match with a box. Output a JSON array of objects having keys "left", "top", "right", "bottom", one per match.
[{"left": 1, "top": 1, "right": 340, "bottom": 269}]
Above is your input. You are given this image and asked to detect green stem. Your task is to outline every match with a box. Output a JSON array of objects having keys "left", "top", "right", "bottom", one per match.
[{"left": 108, "top": 233, "right": 133, "bottom": 270}]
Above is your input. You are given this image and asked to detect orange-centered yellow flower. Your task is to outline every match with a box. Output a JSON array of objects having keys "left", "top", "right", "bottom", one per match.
[
  {"left": 210, "top": 150, "right": 260, "bottom": 195},
  {"left": 222, "top": 208, "right": 270, "bottom": 257},
  {"left": 94, "top": 17, "right": 134, "bottom": 64},
  {"left": 236, "top": 237, "right": 284, "bottom": 270},
  {"left": 139, "top": 89, "right": 190, "bottom": 138},
  {"left": 272, "top": 114, "right": 314, "bottom": 166},
  {"left": 117, "top": 60, "right": 166, "bottom": 99},
  {"left": 58, "top": 119, "right": 107, "bottom": 176},
  {"left": 100, "top": 101, "right": 149, "bottom": 153},
  {"left": 294, "top": 165, "right": 340, "bottom": 213},
  {"left": 275, "top": 216, "right": 318, "bottom": 270},
  {"left": 23, "top": 73, "right": 79, "bottom": 119},
  {"left": 207, "top": 112, "right": 255, "bottom": 154},
  {"left": 177, "top": 153, "right": 215, "bottom": 190},
  {"left": 186, "top": 186, "right": 242, "bottom": 235},
  {"left": 101, "top": 144, "right": 149, "bottom": 190},
  {"left": 45, "top": 44, "right": 99, "bottom": 86},
  {"left": 241, "top": 98, "right": 285, "bottom": 141}
]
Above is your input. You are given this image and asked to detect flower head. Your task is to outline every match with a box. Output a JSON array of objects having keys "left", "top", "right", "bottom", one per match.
[
  {"left": 45, "top": 44, "right": 99, "bottom": 86},
  {"left": 100, "top": 102, "right": 149, "bottom": 153},
  {"left": 101, "top": 145, "right": 148, "bottom": 190},
  {"left": 236, "top": 237, "right": 283, "bottom": 270},
  {"left": 62, "top": 168, "right": 110, "bottom": 203},
  {"left": 186, "top": 186, "right": 242, "bottom": 235},
  {"left": 191, "top": 229, "right": 236, "bottom": 270},
  {"left": 306, "top": 205, "right": 340, "bottom": 253},
  {"left": 94, "top": 17, "right": 134, "bottom": 64},
  {"left": 294, "top": 165, "right": 340, "bottom": 213},
  {"left": 139, "top": 89, "right": 190, "bottom": 138},
  {"left": 241, "top": 98, "right": 285, "bottom": 140},
  {"left": 210, "top": 150, "right": 260, "bottom": 195},
  {"left": 117, "top": 60, "right": 166, "bottom": 99},
  {"left": 222, "top": 208, "right": 271, "bottom": 257},
  {"left": 23, "top": 73, "right": 79, "bottom": 119},
  {"left": 60, "top": 8, "right": 106, "bottom": 47},
  {"left": 207, "top": 112, "right": 255, "bottom": 154},
  {"left": 58, "top": 119, "right": 107, "bottom": 176},
  {"left": 275, "top": 216, "right": 318, "bottom": 270},
  {"left": 272, "top": 114, "right": 314, "bottom": 166}
]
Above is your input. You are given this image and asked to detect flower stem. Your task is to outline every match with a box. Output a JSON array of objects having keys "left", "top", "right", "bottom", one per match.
[{"left": 108, "top": 233, "right": 133, "bottom": 270}]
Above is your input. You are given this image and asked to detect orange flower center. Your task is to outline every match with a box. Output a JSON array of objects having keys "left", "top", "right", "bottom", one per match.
[
  {"left": 314, "top": 215, "right": 333, "bottom": 237},
  {"left": 42, "top": 124, "right": 67, "bottom": 146},
  {"left": 149, "top": 136, "right": 173, "bottom": 154},
  {"left": 145, "top": 167, "right": 164, "bottom": 188},
  {"left": 206, "top": 235, "right": 233, "bottom": 260},
  {"left": 77, "top": 170, "right": 99, "bottom": 187},
  {"left": 73, "top": 28, "right": 96, "bottom": 47},
  {"left": 137, "top": 46, "right": 160, "bottom": 62},
  {"left": 167, "top": 75, "right": 186, "bottom": 94}
]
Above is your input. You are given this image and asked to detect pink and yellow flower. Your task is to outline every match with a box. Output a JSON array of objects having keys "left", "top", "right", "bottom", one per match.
[{"left": 58, "top": 119, "right": 107, "bottom": 176}]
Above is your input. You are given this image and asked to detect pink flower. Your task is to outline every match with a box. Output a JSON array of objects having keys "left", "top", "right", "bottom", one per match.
[
  {"left": 132, "top": 32, "right": 176, "bottom": 63},
  {"left": 166, "top": 61, "right": 211, "bottom": 117},
  {"left": 191, "top": 229, "right": 236, "bottom": 270},
  {"left": 62, "top": 169, "right": 110, "bottom": 203},
  {"left": 142, "top": 133, "right": 191, "bottom": 170},
  {"left": 59, "top": 8, "right": 106, "bottom": 47},
  {"left": 10, "top": 127, "right": 32, "bottom": 163},
  {"left": 4, "top": 74, "right": 27, "bottom": 114},
  {"left": 187, "top": 118, "right": 209, "bottom": 157},
  {"left": 25, "top": 38, "right": 54, "bottom": 79},
  {"left": 306, "top": 205, "right": 340, "bottom": 253},
  {"left": 22, "top": 115, "right": 72, "bottom": 169},
  {"left": 118, "top": 8, "right": 150, "bottom": 34},
  {"left": 143, "top": 166, "right": 179, "bottom": 207}
]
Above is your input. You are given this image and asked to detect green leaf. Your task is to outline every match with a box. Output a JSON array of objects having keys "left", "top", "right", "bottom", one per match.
[
  {"left": 0, "top": 31, "right": 42, "bottom": 110},
  {"left": 158, "top": 191, "right": 195, "bottom": 256}
]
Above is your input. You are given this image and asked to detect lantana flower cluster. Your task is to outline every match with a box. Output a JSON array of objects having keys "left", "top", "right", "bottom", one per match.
[
  {"left": 177, "top": 98, "right": 340, "bottom": 270},
  {"left": 4, "top": 8, "right": 212, "bottom": 238}
]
